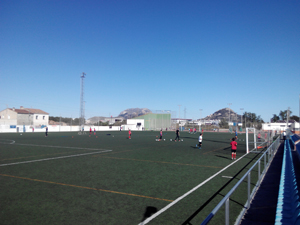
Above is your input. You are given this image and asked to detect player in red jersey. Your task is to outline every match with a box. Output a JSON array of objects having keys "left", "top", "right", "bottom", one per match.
[
  {"left": 230, "top": 138, "right": 237, "bottom": 160},
  {"left": 128, "top": 129, "right": 131, "bottom": 139}
]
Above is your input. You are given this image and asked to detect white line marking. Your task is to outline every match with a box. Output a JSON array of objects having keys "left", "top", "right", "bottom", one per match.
[
  {"left": 0, "top": 150, "right": 112, "bottom": 167},
  {"left": 138, "top": 153, "right": 249, "bottom": 225},
  {"left": 222, "top": 176, "right": 233, "bottom": 179},
  {"left": 13, "top": 143, "right": 108, "bottom": 151},
  {"left": 0, "top": 139, "right": 15, "bottom": 144}
]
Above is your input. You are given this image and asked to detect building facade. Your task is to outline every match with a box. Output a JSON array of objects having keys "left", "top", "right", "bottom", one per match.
[{"left": 0, "top": 106, "right": 49, "bottom": 127}]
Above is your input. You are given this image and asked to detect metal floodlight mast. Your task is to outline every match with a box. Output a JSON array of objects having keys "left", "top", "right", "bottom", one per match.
[{"left": 80, "top": 72, "right": 86, "bottom": 130}]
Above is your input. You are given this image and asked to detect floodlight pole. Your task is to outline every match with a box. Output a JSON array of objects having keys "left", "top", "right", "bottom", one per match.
[
  {"left": 228, "top": 103, "right": 232, "bottom": 123},
  {"left": 178, "top": 105, "right": 181, "bottom": 130},
  {"left": 200, "top": 109, "right": 202, "bottom": 131},
  {"left": 79, "top": 72, "right": 86, "bottom": 131}
]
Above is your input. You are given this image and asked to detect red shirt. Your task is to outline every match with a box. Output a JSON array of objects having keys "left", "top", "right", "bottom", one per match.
[{"left": 230, "top": 141, "right": 237, "bottom": 150}]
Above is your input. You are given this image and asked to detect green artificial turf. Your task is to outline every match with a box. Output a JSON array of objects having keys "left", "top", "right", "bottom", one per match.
[{"left": 0, "top": 131, "right": 263, "bottom": 225}]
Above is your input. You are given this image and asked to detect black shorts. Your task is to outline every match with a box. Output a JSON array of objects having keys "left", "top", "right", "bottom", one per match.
[{"left": 231, "top": 150, "right": 236, "bottom": 153}]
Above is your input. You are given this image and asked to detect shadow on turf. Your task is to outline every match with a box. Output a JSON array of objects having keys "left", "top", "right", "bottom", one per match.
[
  {"left": 141, "top": 206, "right": 158, "bottom": 223},
  {"left": 181, "top": 152, "right": 262, "bottom": 225}
]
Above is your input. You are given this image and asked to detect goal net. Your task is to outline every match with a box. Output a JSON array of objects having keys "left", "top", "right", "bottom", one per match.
[{"left": 246, "top": 128, "right": 274, "bottom": 153}]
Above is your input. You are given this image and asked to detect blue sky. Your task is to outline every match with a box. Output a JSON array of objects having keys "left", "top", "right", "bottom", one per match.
[{"left": 1, "top": 0, "right": 299, "bottom": 122}]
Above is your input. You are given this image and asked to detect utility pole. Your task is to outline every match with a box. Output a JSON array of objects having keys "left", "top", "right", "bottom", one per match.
[
  {"left": 287, "top": 107, "right": 290, "bottom": 129},
  {"left": 240, "top": 108, "right": 244, "bottom": 129},
  {"left": 178, "top": 105, "right": 181, "bottom": 130}
]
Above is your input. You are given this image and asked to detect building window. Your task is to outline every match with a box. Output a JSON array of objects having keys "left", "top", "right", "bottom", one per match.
[
  {"left": 43, "top": 116, "right": 45, "bottom": 120},
  {"left": 36, "top": 116, "right": 38, "bottom": 120}
]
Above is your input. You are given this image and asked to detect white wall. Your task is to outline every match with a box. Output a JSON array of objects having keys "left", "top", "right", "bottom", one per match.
[
  {"left": 0, "top": 125, "right": 144, "bottom": 133},
  {"left": 126, "top": 119, "right": 144, "bottom": 130},
  {"left": 262, "top": 122, "right": 291, "bottom": 131}
]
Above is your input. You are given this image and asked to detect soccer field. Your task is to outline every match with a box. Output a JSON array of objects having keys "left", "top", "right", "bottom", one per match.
[{"left": 0, "top": 131, "right": 263, "bottom": 225}]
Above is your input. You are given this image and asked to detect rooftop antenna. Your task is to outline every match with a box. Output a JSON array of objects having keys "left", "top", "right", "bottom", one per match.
[{"left": 79, "top": 72, "right": 86, "bottom": 131}]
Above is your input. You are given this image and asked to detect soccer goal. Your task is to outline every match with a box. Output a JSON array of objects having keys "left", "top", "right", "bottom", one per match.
[{"left": 246, "top": 128, "right": 273, "bottom": 153}]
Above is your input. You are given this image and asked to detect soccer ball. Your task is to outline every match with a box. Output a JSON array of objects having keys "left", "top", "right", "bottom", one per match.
[
  {"left": 164, "top": 139, "right": 165, "bottom": 141},
  {"left": 20, "top": 134, "right": 22, "bottom": 135}
]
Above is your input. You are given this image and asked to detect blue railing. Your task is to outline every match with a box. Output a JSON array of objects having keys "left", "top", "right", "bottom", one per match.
[
  {"left": 275, "top": 139, "right": 300, "bottom": 224},
  {"left": 201, "top": 136, "right": 281, "bottom": 225}
]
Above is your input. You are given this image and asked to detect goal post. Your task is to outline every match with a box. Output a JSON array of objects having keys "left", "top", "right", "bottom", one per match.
[
  {"left": 246, "top": 128, "right": 256, "bottom": 153},
  {"left": 246, "top": 128, "right": 273, "bottom": 153}
]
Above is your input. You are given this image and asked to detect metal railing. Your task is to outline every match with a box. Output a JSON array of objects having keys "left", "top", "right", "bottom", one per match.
[{"left": 201, "top": 136, "right": 281, "bottom": 225}]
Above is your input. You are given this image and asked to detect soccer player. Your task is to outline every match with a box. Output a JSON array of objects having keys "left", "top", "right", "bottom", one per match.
[
  {"left": 128, "top": 129, "right": 131, "bottom": 139},
  {"left": 159, "top": 129, "right": 162, "bottom": 141},
  {"left": 235, "top": 130, "right": 238, "bottom": 140},
  {"left": 194, "top": 128, "right": 197, "bottom": 134},
  {"left": 174, "top": 128, "right": 180, "bottom": 142},
  {"left": 197, "top": 133, "right": 203, "bottom": 149},
  {"left": 94, "top": 128, "right": 96, "bottom": 135},
  {"left": 45, "top": 127, "right": 48, "bottom": 137},
  {"left": 282, "top": 131, "right": 286, "bottom": 141},
  {"left": 89, "top": 127, "right": 92, "bottom": 136},
  {"left": 230, "top": 138, "right": 237, "bottom": 160}
]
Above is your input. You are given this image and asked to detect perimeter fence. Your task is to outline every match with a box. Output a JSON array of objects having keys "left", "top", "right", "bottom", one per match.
[{"left": 201, "top": 135, "right": 281, "bottom": 225}]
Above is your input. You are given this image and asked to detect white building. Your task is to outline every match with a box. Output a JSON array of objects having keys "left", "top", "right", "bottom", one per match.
[{"left": 0, "top": 106, "right": 49, "bottom": 127}]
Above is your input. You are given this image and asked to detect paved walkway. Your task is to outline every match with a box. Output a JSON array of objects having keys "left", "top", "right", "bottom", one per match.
[{"left": 239, "top": 142, "right": 284, "bottom": 225}]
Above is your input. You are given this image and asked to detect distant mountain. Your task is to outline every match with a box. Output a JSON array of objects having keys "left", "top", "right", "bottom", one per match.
[
  {"left": 118, "top": 108, "right": 152, "bottom": 119},
  {"left": 87, "top": 108, "right": 152, "bottom": 123},
  {"left": 205, "top": 108, "right": 241, "bottom": 122}
]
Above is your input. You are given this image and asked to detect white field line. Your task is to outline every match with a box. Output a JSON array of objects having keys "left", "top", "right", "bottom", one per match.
[
  {"left": 138, "top": 152, "right": 250, "bottom": 225},
  {"left": 0, "top": 139, "right": 15, "bottom": 144},
  {"left": 13, "top": 143, "right": 110, "bottom": 151},
  {"left": 0, "top": 150, "right": 112, "bottom": 167},
  {"left": 222, "top": 176, "right": 233, "bottom": 179}
]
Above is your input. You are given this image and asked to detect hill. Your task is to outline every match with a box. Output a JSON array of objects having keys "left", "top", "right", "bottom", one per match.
[
  {"left": 88, "top": 108, "right": 152, "bottom": 122},
  {"left": 118, "top": 108, "right": 152, "bottom": 119},
  {"left": 205, "top": 108, "right": 241, "bottom": 122}
]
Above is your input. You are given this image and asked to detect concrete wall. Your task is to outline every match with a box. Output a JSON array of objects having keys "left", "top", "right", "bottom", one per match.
[
  {"left": 0, "top": 109, "right": 17, "bottom": 125},
  {"left": 17, "top": 114, "right": 32, "bottom": 125}
]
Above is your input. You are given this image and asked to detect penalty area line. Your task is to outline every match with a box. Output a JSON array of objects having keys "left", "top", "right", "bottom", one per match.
[{"left": 0, "top": 150, "right": 112, "bottom": 167}]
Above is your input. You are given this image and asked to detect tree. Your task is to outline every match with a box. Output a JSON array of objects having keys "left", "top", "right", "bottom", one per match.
[
  {"left": 242, "top": 111, "right": 264, "bottom": 129},
  {"left": 219, "top": 118, "right": 229, "bottom": 128},
  {"left": 290, "top": 115, "right": 299, "bottom": 122},
  {"left": 271, "top": 114, "right": 280, "bottom": 122},
  {"left": 279, "top": 110, "right": 288, "bottom": 121},
  {"left": 273, "top": 110, "right": 298, "bottom": 122},
  {"left": 49, "top": 116, "right": 81, "bottom": 125}
]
